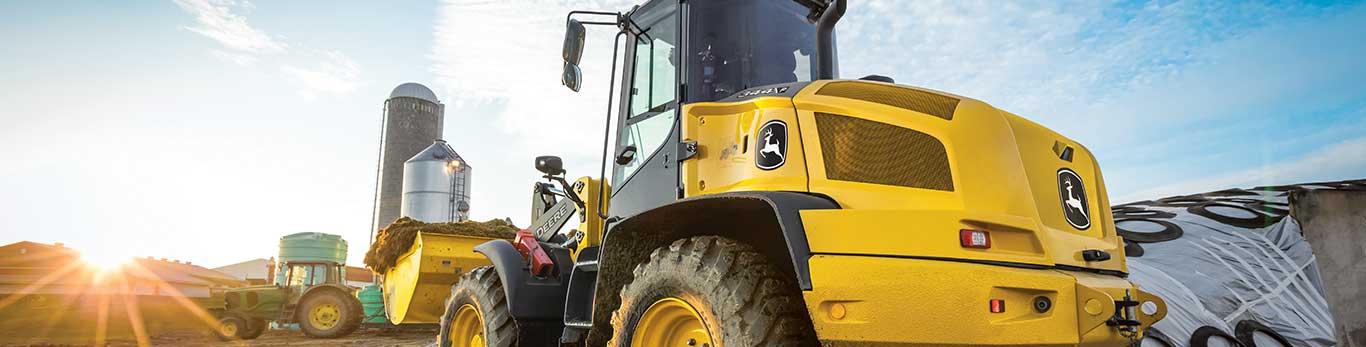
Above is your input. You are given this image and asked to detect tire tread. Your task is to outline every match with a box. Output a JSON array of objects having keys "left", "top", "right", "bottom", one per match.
[
  {"left": 440, "top": 266, "right": 517, "bottom": 347},
  {"left": 608, "top": 236, "right": 817, "bottom": 347}
]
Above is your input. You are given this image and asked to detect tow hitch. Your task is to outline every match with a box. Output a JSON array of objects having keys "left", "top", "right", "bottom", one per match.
[{"left": 1106, "top": 289, "right": 1142, "bottom": 342}]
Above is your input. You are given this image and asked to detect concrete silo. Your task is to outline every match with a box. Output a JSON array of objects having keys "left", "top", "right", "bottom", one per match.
[{"left": 371, "top": 83, "right": 444, "bottom": 235}]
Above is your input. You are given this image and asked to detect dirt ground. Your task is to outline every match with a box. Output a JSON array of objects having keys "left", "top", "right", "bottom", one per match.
[{"left": 2, "top": 326, "right": 440, "bottom": 347}]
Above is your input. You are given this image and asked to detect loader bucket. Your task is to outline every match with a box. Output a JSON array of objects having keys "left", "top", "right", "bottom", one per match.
[{"left": 381, "top": 232, "right": 497, "bottom": 324}]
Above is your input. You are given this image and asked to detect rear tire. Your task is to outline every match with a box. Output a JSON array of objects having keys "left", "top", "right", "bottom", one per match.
[
  {"left": 608, "top": 236, "right": 818, "bottom": 347},
  {"left": 440, "top": 266, "right": 517, "bottom": 347},
  {"left": 297, "top": 289, "right": 362, "bottom": 338}
]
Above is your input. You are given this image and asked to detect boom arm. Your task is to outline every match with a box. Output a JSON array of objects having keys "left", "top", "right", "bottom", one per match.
[{"left": 531, "top": 196, "right": 579, "bottom": 242}]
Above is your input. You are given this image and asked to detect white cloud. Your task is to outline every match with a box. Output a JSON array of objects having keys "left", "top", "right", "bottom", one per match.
[
  {"left": 173, "top": 0, "right": 286, "bottom": 55},
  {"left": 281, "top": 50, "right": 363, "bottom": 99},
  {"left": 211, "top": 49, "right": 257, "bottom": 66},
  {"left": 429, "top": 0, "right": 636, "bottom": 158},
  {"left": 1116, "top": 136, "right": 1366, "bottom": 202},
  {"left": 841, "top": 1, "right": 1332, "bottom": 133},
  {"left": 173, "top": 0, "right": 367, "bottom": 97}
]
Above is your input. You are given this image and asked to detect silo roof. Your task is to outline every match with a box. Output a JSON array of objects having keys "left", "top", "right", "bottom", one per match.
[
  {"left": 389, "top": 82, "right": 440, "bottom": 103},
  {"left": 407, "top": 140, "right": 469, "bottom": 167}
]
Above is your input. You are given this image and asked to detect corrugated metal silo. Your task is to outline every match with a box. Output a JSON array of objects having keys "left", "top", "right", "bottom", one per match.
[{"left": 400, "top": 140, "right": 472, "bottom": 223}]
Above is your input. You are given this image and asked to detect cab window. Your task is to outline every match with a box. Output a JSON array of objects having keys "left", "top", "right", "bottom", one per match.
[
  {"left": 287, "top": 264, "right": 308, "bottom": 286},
  {"left": 614, "top": 2, "right": 679, "bottom": 187},
  {"left": 309, "top": 264, "right": 329, "bottom": 285},
  {"left": 286, "top": 263, "right": 337, "bottom": 286}
]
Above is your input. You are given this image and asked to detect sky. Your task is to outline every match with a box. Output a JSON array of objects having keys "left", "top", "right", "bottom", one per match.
[{"left": 1, "top": 0, "right": 1363, "bottom": 268}]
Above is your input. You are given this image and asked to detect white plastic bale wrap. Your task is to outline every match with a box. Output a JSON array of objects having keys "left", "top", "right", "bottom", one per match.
[{"left": 1116, "top": 180, "right": 1366, "bottom": 347}]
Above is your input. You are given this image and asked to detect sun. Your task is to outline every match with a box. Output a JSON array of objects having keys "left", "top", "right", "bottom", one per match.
[{"left": 81, "top": 251, "right": 132, "bottom": 273}]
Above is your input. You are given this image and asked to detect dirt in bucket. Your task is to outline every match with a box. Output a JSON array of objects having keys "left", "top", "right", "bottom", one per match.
[{"left": 363, "top": 217, "right": 520, "bottom": 274}]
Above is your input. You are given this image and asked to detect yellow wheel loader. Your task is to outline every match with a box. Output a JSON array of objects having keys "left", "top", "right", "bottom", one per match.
[{"left": 415, "top": 0, "right": 1169, "bottom": 346}]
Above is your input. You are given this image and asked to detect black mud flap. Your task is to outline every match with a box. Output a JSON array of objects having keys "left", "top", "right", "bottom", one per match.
[{"left": 472, "top": 239, "right": 574, "bottom": 345}]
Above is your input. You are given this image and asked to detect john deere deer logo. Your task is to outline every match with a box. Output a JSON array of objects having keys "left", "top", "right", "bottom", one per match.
[
  {"left": 1057, "top": 168, "right": 1091, "bottom": 230},
  {"left": 760, "top": 130, "right": 784, "bottom": 160},
  {"left": 756, "top": 120, "right": 787, "bottom": 170}
]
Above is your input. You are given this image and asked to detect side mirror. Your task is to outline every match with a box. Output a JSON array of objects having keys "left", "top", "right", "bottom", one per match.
[
  {"left": 563, "top": 20, "right": 586, "bottom": 65},
  {"left": 561, "top": 20, "right": 586, "bottom": 92},
  {"left": 536, "top": 155, "right": 566, "bottom": 176},
  {"left": 562, "top": 62, "right": 582, "bottom": 92}
]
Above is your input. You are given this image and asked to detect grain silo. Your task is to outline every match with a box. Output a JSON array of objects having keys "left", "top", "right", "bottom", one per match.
[
  {"left": 371, "top": 83, "right": 444, "bottom": 235},
  {"left": 400, "top": 140, "right": 472, "bottom": 223}
]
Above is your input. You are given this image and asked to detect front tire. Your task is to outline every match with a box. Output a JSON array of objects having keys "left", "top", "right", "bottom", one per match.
[
  {"left": 439, "top": 266, "right": 517, "bottom": 347},
  {"left": 608, "top": 236, "right": 818, "bottom": 347},
  {"left": 212, "top": 312, "right": 250, "bottom": 341},
  {"left": 297, "top": 289, "right": 362, "bottom": 338},
  {"left": 240, "top": 317, "right": 267, "bottom": 340}
]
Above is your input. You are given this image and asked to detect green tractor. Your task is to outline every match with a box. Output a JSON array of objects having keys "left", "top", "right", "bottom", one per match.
[{"left": 209, "top": 260, "right": 363, "bottom": 340}]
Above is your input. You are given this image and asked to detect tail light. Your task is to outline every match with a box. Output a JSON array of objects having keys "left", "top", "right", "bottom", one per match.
[{"left": 960, "top": 229, "right": 991, "bottom": 249}]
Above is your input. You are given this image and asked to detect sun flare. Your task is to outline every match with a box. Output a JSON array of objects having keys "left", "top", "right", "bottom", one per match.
[{"left": 81, "top": 252, "right": 131, "bottom": 273}]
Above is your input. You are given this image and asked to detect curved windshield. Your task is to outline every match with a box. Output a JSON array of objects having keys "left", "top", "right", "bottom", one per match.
[{"left": 686, "top": 0, "right": 819, "bottom": 102}]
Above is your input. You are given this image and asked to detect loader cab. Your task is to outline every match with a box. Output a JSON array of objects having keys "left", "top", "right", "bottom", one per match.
[{"left": 572, "top": 0, "right": 824, "bottom": 217}]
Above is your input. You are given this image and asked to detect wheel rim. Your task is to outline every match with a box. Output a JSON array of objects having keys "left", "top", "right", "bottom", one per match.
[
  {"left": 219, "top": 321, "right": 238, "bottom": 337},
  {"left": 448, "top": 304, "right": 486, "bottom": 347},
  {"left": 309, "top": 303, "right": 341, "bottom": 330},
  {"left": 632, "top": 297, "right": 713, "bottom": 347}
]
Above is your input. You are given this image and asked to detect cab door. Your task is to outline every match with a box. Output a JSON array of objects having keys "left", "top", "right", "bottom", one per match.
[
  {"left": 609, "top": 1, "right": 681, "bottom": 218},
  {"left": 284, "top": 263, "right": 309, "bottom": 302}
]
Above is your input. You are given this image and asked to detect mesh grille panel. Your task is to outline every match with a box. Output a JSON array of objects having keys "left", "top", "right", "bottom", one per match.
[
  {"left": 815, "top": 113, "right": 954, "bottom": 191},
  {"left": 816, "top": 82, "right": 959, "bottom": 120}
]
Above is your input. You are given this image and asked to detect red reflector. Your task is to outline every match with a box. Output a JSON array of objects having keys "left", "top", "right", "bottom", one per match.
[
  {"left": 960, "top": 229, "right": 991, "bottom": 249},
  {"left": 990, "top": 299, "right": 1005, "bottom": 313}
]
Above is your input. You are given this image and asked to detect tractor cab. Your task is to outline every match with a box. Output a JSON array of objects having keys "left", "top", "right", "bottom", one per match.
[{"left": 280, "top": 261, "right": 347, "bottom": 298}]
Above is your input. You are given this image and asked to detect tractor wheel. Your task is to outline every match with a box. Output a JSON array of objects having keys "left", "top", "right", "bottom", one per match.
[
  {"left": 240, "top": 317, "right": 267, "bottom": 340},
  {"left": 212, "top": 312, "right": 250, "bottom": 341},
  {"left": 608, "top": 236, "right": 818, "bottom": 347},
  {"left": 297, "top": 289, "right": 362, "bottom": 338},
  {"left": 439, "top": 266, "right": 517, "bottom": 347}
]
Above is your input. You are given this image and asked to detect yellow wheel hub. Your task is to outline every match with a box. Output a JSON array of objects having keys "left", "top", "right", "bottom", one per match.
[
  {"left": 309, "top": 303, "right": 341, "bottom": 330},
  {"left": 448, "top": 304, "right": 486, "bottom": 347},
  {"left": 219, "top": 321, "right": 238, "bottom": 337},
  {"left": 632, "top": 298, "right": 713, "bottom": 347}
]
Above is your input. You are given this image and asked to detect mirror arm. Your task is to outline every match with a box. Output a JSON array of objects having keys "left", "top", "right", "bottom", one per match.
[
  {"left": 566, "top": 11, "right": 624, "bottom": 28},
  {"left": 576, "top": 20, "right": 618, "bottom": 26},
  {"left": 545, "top": 175, "right": 585, "bottom": 210}
]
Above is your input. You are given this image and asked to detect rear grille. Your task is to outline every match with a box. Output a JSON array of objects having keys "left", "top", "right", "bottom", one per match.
[
  {"left": 816, "top": 82, "right": 959, "bottom": 120},
  {"left": 815, "top": 113, "right": 954, "bottom": 191}
]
